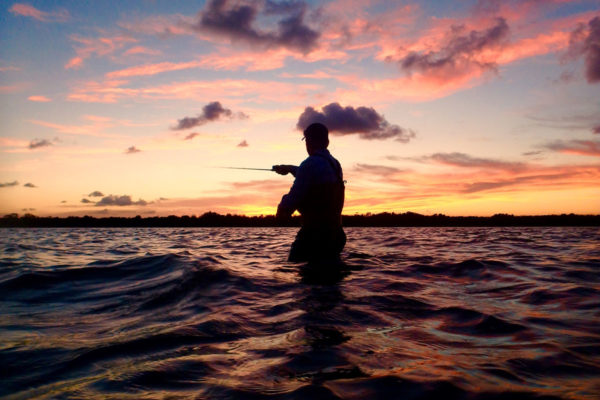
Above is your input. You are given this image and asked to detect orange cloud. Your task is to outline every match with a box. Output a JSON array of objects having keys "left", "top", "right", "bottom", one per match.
[
  {"left": 123, "top": 156, "right": 600, "bottom": 217},
  {"left": 27, "top": 95, "right": 51, "bottom": 102},
  {"left": 151, "top": 178, "right": 292, "bottom": 216},
  {"left": 341, "top": 161, "right": 600, "bottom": 215}
]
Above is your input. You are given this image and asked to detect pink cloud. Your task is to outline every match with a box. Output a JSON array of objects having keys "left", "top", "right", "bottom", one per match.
[
  {"left": 30, "top": 118, "right": 122, "bottom": 138},
  {"left": 68, "top": 78, "right": 323, "bottom": 104},
  {"left": 64, "top": 56, "right": 83, "bottom": 70},
  {"left": 0, "top": 137, "right": 29, "bottom": 148},
  {"left": 0, "top": 65, "right": 20, "bottom": 72},
  {"left": 27, "top": 95, "right": 51, "bottom": 102},
  {"left": 123, "top": 46, "right": 162, "bottom": 56},
  {"left": 105, "top": 44, "right": 348, "bottom": 79},
  {"left": 0, "top": 83, "right": 28, "bottom": 94},
  {"left": 118, "top": 14, "right": 193, "bottom": 37},
  {"left": 196, "top": 50, "right": 290, "bottom": 71},
  {"left": 334, "top": 68, "right": 486, "bottom": 103},
  {"left": 67, "top": 79, "right": 135, "bottom": 103},
  {"left": 9, "top": 3, "right": 69, "bottom": 22},
  {"left": 544, "top": 140, "right": 600, "bottom": 157},
  {"left": 106, "top": 60, "right": 204, "bottom": 79},
  {"left": 65, "top": 35, "right": 137, "bottom": 69},
  {"left": 358, "top": 6, "right": 597, "bottom": 97}
]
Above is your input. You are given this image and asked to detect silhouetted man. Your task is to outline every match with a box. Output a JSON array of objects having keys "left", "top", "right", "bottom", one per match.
[{"left": 274, "top": 123, "right": 346, "bottom": 262}]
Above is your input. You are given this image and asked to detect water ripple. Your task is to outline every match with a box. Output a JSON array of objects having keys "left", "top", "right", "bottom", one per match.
[{"left": 1, "top": 227, "right": 599, "bottom": 399}]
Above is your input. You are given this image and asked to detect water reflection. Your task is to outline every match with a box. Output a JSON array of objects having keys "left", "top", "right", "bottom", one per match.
[{"left": 282, "top": 263, "right": 366, "bottom": 384}]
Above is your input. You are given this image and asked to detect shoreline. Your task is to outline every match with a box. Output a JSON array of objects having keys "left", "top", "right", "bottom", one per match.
[{"left": 2, "top": 212, "right": 599, "bottom": 228}]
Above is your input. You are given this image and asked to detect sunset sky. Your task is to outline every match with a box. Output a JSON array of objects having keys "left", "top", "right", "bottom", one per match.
[{"left": 1, "top": 0, "right": 599, "bottom": 217}]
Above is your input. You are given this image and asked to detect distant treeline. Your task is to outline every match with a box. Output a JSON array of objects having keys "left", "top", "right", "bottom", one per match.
[{"left": 1, "top": 212, "right": 599, "bottom": 227}]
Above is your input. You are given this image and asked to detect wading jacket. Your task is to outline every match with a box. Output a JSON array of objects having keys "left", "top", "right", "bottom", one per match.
[{"left": 278, "top": 149, "right": 344, "bottom": 229}]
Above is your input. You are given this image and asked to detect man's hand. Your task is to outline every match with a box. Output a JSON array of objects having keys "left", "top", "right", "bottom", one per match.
[{"left": 273, "top": 165, "right": 297, "bottom": 176}]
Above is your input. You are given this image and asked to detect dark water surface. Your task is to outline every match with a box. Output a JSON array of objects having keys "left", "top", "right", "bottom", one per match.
[{"left": 1, "top": 227, "right": 599, "bottom": 399}]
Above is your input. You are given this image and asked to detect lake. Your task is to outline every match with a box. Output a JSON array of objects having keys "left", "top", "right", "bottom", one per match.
[{"left": 1, "top": 227, "right": 599, "bottom": 399}]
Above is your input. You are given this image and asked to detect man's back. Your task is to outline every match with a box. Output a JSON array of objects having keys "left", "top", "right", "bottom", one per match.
[
  {"left": 279, "top": 149, "right": 344, "bottom": 228},
  {"left": 275, "top": 122, "right": 347, "bottom": 262}
]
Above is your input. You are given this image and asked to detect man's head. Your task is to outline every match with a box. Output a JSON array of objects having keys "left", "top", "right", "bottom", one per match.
[{"left": 303, "top": 122, "right": 329, "bottom": 155}]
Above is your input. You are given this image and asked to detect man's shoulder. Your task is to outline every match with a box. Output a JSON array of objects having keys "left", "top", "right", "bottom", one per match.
[
  {"left": 299, "top": 154, "right": 323, "bottom": 169},
  {"left": 302, "top": 151, "right": 341, "bottom": 168}
]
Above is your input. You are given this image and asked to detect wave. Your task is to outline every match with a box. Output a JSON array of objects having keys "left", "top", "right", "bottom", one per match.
[{"left": 1, "top": 227, "right": 599, "bottom": 399}]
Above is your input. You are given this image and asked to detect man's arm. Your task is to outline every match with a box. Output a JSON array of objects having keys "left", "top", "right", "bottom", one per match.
[
  {"left": 276, "top": 160, "right": 311, "bottom": 218},
  {"left": 273, "top": 164, "right": 299, "bottom": 177}
]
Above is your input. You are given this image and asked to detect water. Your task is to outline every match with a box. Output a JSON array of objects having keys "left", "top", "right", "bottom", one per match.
[{"left": 1, "top": 227, "right": 599, "bottom": 399}]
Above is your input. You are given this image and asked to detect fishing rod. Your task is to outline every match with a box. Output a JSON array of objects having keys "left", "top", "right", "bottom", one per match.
[{"left": 219, "top": 166, "right": 274, "bottom": 171}]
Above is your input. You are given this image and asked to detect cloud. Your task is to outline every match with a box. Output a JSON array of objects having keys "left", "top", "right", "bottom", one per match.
[
  {"left": 172, "top": 101, "right": 246, "bottom": 130},
  {"left": 395, "top": 17, "right": 509, "bottom": 80},
  {"left": 354, "top": 163, "right": 405, "bottom": 177},
  {"left": 422, "top": 152, "right": 527, "bottom": 172},
  {"left": 0, "top": 181, "right": 19, "bottom": 188},
  {"left": 460, "top": 172, "right": 573, "bottom": 194},
  {"left": 81, "top": 198, "right": 93, "bottom": 204},
  {"left": 193, "top": 0, "right": 321, "bottom": 54},
  {"left": 184, "top": 132, "right": 200, "bottom": 140},
  {"left": 65, "top": 34, "right": 137, "bottom": 70},
  {"left": 297, "top": 102, "right": 415, "bottom": 142},
  {"left": 23, "top": 183, "right": 36, "bottom": 188},
  {"left": 67, "top": 78, "right": 322, "bottom": 104},
  {"left": 543, "top": 139, "right": 600, "bottom": 157},
  {"left": 28, "top": 138, "right": 53, "bottom": 149},
  {"left": 237, "top": 140, "right": 249, "bottom": 147},
  {"left": 0, "top": 83, "right": 29, "bottom": 94},
  {"left": 125, "top": 146, "right": 141, "bottom": 154},
  {"left": 522, "top": 151, "right": 543, "bottom": 156},
  {"left": 526, "top": 112, "right": 600, "bottom": 133},
  {"left": 28, "top": 95, "right": 51, "bottom": 102},
  {"left": 594, "top": 125, "right": 600, "bottom": 134},
  {"left": 31, "top": 116, "right": 121, "bottom": 138},
  {"left": 0, "top": 65, "right": 20, "bottom": 72},
  {"left": 88, "top": 191, "right": 104, "bottom": 197},
  {"left": 96, "top": 195, "right": 148, "bottom": 207},
  {"left": 106, "top": 60, "right": 203, "bottom": 79},
  {"left": 123, "top": 46, "right": 161, "bottom": 56},
  {"left": 9, "top": 3, "right": 69, "bottom": 22},
  {"left": 567, "top": 16, "right": 600, "bottom": 83}
]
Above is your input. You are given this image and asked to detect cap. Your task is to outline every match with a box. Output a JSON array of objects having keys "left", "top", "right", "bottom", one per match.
[{"left": 303, "top": 122, "right": 328, "bottom": 142}]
